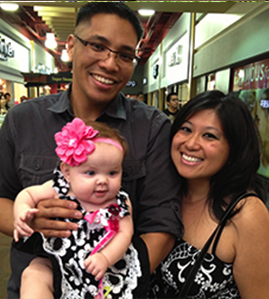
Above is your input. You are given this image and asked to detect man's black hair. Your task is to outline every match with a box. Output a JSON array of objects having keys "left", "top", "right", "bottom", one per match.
[
  {"left": 76, "top": 2, "right": 144, "bottom": 43},
  {"left": 167, "top": 92, "right": 178, "bottom": 103}
]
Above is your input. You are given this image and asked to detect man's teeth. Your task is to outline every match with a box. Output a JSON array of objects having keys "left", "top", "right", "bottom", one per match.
[
  {"left": 182, "top": 153, "right": 202, "bottom": 162},
  {"left": 93, "top": 75, "right": 114, "bottom": 85}
]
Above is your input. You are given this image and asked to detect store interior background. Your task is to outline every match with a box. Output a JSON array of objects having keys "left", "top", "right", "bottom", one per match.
[{"left": 1, "top": 2, "right": 269, "bottom": 297}]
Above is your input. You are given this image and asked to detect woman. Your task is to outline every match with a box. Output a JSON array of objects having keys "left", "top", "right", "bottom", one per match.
[
  {"left": 0, "top": 93, "right": 8, "bottom": 115},
  {"left": 148, "top": 90, "right": 269, "bottom": 298}
]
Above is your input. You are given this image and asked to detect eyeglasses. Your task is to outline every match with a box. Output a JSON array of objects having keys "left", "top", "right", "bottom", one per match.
[{"left": 74, "top": 34, "right": 140, "bottom": 67}]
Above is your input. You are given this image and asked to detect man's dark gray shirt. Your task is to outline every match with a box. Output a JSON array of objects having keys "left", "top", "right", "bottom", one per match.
[{"left": 0, "top": 86, "right": 182, "bottom": 298}]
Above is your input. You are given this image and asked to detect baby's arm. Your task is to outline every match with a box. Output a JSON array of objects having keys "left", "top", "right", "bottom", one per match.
[
  {"left": 13, "top": 180, "right": 56, "bottom": 241},
  {"left": 84, "top": 198, "right": 133, "bottom": 280}
]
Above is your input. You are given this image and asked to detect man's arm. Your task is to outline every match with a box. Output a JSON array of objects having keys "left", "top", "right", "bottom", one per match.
[
  {"left": 0, "top": 196, "right": 83, "bottom": 239},
  {"left": 136, "top": 113, "right": 182, "bottom": 273},
  {"left": 0, "top": 104, "right": 83, "bottom": 240},
  {"left": 141, "top": 232, "right": 175, "bottom": 273},
  {"left": 0, "top": 198, "right": 15, "bottom": 237}
]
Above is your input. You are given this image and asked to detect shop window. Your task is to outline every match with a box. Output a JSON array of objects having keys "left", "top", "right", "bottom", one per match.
[
  {"left": 207, "top": 73, "right": 216, "bottom": 91},
  {"left": 232, "top": 58, "right": 269, "bottom": 179}
]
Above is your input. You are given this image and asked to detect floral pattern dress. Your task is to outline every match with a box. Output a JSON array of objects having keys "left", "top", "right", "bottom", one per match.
[
  {"left": 148, "top": 238, "right": 240, "bottom": 299},
  {"left": 18, "top": 168, "right": 142, "bottom": 299}
]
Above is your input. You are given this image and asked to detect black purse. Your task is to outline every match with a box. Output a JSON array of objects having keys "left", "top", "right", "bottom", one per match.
[{"left": 178, "top": 192, "right": 257, "bottom": 299}]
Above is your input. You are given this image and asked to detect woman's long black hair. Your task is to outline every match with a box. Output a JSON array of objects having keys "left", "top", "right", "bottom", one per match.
[{"left": 171, "top": 90, "right": 266, "bottom": 221}]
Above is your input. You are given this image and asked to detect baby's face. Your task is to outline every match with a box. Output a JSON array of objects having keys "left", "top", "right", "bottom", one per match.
[{"left": 62, "top": 142, "right": 123, "bottom": 210}]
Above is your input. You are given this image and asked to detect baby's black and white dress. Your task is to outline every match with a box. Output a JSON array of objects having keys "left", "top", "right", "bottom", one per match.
[{"left": 16, "top": 168, "right": 141, "bottom": 299}]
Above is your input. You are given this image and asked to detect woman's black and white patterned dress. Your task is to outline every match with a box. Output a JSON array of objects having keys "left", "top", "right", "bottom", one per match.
[
  {"left": 18, "top": 168, "right": 142, "bottom": 299},
  {"left": 148, "top": 238, "right": 240, "bottom": 299}
]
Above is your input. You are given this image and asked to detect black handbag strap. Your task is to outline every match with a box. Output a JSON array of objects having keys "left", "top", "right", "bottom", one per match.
[{"left": 178, "top": 192, "right": 257, "bottom": 298}]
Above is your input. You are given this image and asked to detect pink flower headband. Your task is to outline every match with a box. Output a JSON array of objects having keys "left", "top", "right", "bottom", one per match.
[{"left": 55, "top": 118, "right": 123, "bottom": 166}]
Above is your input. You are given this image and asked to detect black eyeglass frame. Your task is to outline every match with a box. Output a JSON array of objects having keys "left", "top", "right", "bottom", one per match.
[{"left": 73, "top": 34, "right": 140, "bottom": 66}]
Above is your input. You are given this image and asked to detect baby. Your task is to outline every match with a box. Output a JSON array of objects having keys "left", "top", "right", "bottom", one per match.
[{"left": 14, "top": 118, "right": 138, "bottom": 299}]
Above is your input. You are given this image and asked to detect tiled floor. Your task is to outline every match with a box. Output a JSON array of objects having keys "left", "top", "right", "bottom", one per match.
[{"left": 0, "top": 233, "right": 12, "bottom": 299}]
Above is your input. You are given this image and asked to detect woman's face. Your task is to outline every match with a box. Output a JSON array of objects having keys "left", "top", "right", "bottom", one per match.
[{"left": 171, "top": 109, "right": 230, "bottom": 183}]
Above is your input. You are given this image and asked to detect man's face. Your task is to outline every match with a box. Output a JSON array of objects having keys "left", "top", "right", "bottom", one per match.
[
  {"left": 137, "top": 94, "right": 145, "bottom": 102},
  {"left": 169, "top": 95, "right": 179, "bottom": 110},
  {"left": 68, "top": 13, "right": 138, "bottom": 106}
]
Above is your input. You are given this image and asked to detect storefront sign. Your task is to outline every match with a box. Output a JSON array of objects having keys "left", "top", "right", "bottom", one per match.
[
  {"left": 153, "top": 64, "right": 159, "bottom": 79},
  {"left": 48, "top": 72, "right": 72, "bottom": 84},
  {"left": 22, "top": 72, "right": 73, "bottom": 86},
  {"left": 142, "top": 77, "right": 147, "bottom": 85},
  {"left": 0, "top": 32, "right": 29, "bottom": 72},
  {"left": 162, "top": 32, "right": 189, "bottom": 88},
  {"left": 50, "top": 76, "right": 72, "bottom": 83},
  {"left": 232, "top": 58, "right": 269, "bottom": 90},
  {"left": 0, "top": 35, "right": 15, "bottom": 61},
  {"left": 37, "top": 63, "right": 51, "bottom": 74},
  {"left": 168, "top": 45, "right": 183, "bottom": 67},
  {"left": 126, "top": 80, "right": 136, "bottom": 87},
  {"left": 261, "top": 99, "right": 269, "bottom": 108}
]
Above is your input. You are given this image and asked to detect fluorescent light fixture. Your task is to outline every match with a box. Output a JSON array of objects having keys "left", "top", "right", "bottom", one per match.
[
  {"left": 138, "top": 9, "right": 155, "bottom": 17},
  {"left": 61, "top": 49, "right": 69, "bottom": 62},
  {"left": 45, "top": 32, "right": 57, "bottom": 50},
  {"left": 0, "top": 2, "right": 19, "bottom": 11}
]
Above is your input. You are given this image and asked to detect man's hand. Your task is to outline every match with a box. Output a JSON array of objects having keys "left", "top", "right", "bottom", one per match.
[{"left": 29, "top": 197, "right": 83, "bottom": 238}]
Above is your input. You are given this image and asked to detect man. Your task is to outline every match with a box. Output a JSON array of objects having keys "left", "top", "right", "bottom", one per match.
[
  {"left": 163, "top": 92, "right": 180, "bottom": 123},
  {"left": 136, "top": 91, "right": 145, "bottom": 102},
  {"left": 0, "top": 3, "right": 182, "bottom": 298}
]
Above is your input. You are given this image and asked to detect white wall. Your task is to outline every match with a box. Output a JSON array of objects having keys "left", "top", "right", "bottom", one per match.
[{"left": 193, "top": 3, "right": 269, "bottom": 77}]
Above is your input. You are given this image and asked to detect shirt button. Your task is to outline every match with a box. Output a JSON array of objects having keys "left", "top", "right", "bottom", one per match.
[
  {"left": 35, "top": 164, "right": 41, "bottom": 171},
  {"left": 123, "top": 172, "right": 128, "bottom": 178}
]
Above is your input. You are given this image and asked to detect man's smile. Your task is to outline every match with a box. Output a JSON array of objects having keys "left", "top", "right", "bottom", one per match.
[{"left": 92, "top": 74, "right": 116, "bottom": 85}]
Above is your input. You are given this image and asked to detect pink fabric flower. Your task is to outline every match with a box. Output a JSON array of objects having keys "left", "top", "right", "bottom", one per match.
[{"left": 54, "top": 118, "right": 99, "bottom": 166}]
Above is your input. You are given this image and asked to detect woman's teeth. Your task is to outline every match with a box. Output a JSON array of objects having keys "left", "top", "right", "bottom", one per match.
[{"left": 182, "top": 153, "right": 202, "bottom": 162}]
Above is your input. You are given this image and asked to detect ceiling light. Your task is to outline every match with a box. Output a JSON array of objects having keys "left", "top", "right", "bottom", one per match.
[
  {"left": 138, "top": 9, "right": 155, "bottom": 17},
  {"left": 0, "top": 2, "right": 19, "bottom": 11},
  {"left": 45, "top": 32, "right": 57, "bottom": 50},
  {"left": 61, "top": 49, "right": 69, "bottom": 62}
]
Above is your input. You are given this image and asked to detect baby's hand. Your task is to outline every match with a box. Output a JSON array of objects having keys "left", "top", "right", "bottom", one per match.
[
  {"left": 13, "top": 208, "right": 39, "bottom": 242},
  {"left": 84, "top": 252, "right": 109, "bottom": 280}
]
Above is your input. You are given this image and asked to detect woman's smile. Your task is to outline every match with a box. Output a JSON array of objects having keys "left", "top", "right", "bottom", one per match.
[{"left": 171, "top": 109, "right": 229, "bottom": 181}]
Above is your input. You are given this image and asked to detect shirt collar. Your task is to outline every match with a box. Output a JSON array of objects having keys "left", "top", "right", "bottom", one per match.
[
  {"left": 48, "top": 85, "right": 73, "bottom": 115},
  {"left": 101, "top": 92, "right": 126, "bottom": 121},
  {"left": 48, "top": 84, "right": 127, "bottom": 121}
]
